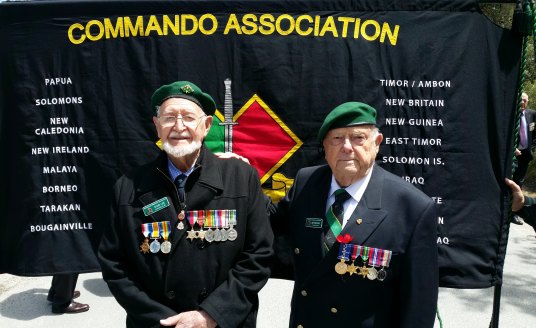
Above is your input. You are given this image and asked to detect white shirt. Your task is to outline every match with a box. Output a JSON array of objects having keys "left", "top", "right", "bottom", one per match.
[{"left": 326, "top": 165, "right": 374, "bottom": 229}]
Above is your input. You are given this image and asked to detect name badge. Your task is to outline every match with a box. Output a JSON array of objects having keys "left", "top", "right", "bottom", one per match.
[
  {"left": 305, "top": 218, "right": 323, "bottom": 229},
  {"left": 143, "top": 197, "right": 170, "bottom": 216}
]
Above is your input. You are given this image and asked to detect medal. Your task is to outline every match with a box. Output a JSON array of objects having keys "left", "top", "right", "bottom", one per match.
[
  {"left": 367, "top": 266, "right": 378, "bottom": 280},
  {"left": 346, "top": 263, "right": 357, "bottom": 275},
  {"left": 366, "top": 247, "right": 380, "bottom": 280},
  {"left": 139, "top": 238, "right": 150, "bottom": 254},
  {"left": 213, "top": 229, "right": 222, "bottom": 242},
  {"left": 227, "top": 225, "right": 238, "bottom": 241},
  {"left": 358, "top": 265, "right": 369, "bottom": 278},
  {"left": 149, "top": 222, "right": 161, "bottom": 253},
  {"left": 334, "top": 243, "right": 351, "bottom": 275},
  {"left": 197, "top": 214, "right": 205, "bottom": 240},
  {"left": 377, "top": 249, "right": 392, "bottom": 281},
  {"left": 141, "top": 222, "right": 161, "bottom": 254},
  {"left": 227, "top": 211, "right": 238, "bottom": 241},
  {"left": 187, "top": 229, "right": 197, "bottom": 241},
  {"left": 205, "top": 229, "right": 215, "bottom": 242},
  {"left": 197, "top": 230, "right": 206, "bottom": 240},
  {"left": 335, "top": 260, "right": 348, "bottom": 275},
  {"left": 177, "top": 211, "right": 185, "bottom": 230},
  {"left": 377, "top": 269, "right": 387, "bottom": 281},
  {"left": 358, "top": 246, "right": 370, "bottom": 278},
  {"left": 140, "top": 224, "right": 151, "bottom": 254},
  {"left": 160, "top": 241, "right": 172, "bottom": 253},
  {"left": 187, "top": 211, "right": 199, "bottom": 241},
  {"left": 160, "top": 221, "right": 171, "bottom": 254},
  {"left": 221, "top": 228, "right": 229, "bottom": 241},
  {"left": 347, "top": 244, "right": 361, "bottom": 276},
  {"left": 149, "top": 239, "right": 161, "bottom": 253}
]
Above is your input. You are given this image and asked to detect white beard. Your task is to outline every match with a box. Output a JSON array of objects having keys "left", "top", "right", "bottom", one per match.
[{"left": 162, "top": 139, "right": 202, "bottom": 158}]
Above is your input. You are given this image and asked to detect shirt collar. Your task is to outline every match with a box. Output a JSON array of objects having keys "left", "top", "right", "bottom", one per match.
[
  {"left": 329, "top": 165, "right": 374, "bottom": 203},
  {"left": 167, "top": 157, "right": 196, "bottom": 182}
]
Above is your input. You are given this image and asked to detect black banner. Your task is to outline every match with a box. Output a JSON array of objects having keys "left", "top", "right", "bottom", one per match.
[{"left": 0, "top": 0, "right": 521, "bottom": 288}]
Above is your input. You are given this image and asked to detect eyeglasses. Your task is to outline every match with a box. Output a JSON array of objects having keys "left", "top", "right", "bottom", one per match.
[
  {"left": 326, "top": 134, "right": 370, "bottom": 146},
  {"left": 158, "top": 114, "right": 206, "bottom": 128}
]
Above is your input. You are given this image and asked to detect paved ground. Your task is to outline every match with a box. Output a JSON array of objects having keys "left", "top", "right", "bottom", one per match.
[{"left": 0, "top": 223, "right": 535, "bottom": 327}]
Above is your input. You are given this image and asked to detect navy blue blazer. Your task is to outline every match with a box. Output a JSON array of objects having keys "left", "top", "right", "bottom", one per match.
[{"left": 272, "top": 164, "right": 438, "bottom": 328}]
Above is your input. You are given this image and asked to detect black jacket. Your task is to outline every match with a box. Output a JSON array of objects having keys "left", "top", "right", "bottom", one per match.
[
  {"left": 272, "top": 165, "right": 438, "bottom": 328},
  {"left": 98, "top": 147, "right": 273, "bottom": 328}
]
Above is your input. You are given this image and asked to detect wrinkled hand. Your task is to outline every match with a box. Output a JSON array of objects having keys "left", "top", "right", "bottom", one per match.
[
  {"left": 214, "top": 152, "right": 250, "bottom": 164},
  {"left": 160, "top": 310, "right": 217, "bottom": 328},
  {"left": 505, "top": 178, "right": 524, "bottom": 212}
]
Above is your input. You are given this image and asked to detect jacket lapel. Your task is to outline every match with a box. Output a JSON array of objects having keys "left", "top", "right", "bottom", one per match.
[{"left": 341, "top": 166, "right": 388, "bottom": 245}]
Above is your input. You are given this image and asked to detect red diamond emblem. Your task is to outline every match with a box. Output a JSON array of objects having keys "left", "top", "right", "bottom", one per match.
[{"left": 232, "top": 94, "right": 302, "bottom": 183}]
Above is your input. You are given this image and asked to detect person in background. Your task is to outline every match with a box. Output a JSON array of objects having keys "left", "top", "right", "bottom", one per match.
[
  {"left": 47, "top": 274, "right": 89, "bottom": 314},
  {"left": 505, "top": 178, "right": 536, "bottom": 233},
  {"left": 512, "top": 92, "right": 536, "bottom": 225},
  {"left": 98, "top": 81, "right": 273, "bottom": 328},
  {"left": 270, "top": 102, "right": 439, "bottom": 327}
]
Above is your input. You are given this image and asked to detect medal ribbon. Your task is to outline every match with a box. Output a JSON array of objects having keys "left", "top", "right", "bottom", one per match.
[
  {"left": 184, "top": 210, "right": 238, "bottom": 228},
  {"left": 337, "top": 243, "right": 352, "bottom": 261},
  {"left": 351, "top": 244, "right": 360, "bottom": 261},
  {"left": 197, "top": 214, "right": 205, "bottom": 227},
  {"left": 220, "top": 210, "right": 227, "bottom": 228},
  {"left": 187, "top": 211, "right": 198, "bottom": 226},
  {"left": 361, "top": 246, "right": 370, "bottom": 262},
  {"left": 382, "top": 250, "right": 392, "bottom": 267},
  {"left": 206, "top": 210, "right": 214, "bottom": 228},
  {"left": 368, "top": 247, "right": 380, "bottom": 267},
  {"left": 141, "top": 223, "right": 150, "bottom": 237},
  {"left": 151, "top": 222, "right": 160, "bottom": 238},
  {"left": 160, "top": 221, "right": 170, "bottom": 241}
]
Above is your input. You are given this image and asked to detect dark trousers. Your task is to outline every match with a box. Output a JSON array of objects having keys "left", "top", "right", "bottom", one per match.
[
  {"left": 48, "top": 273, "right": 78, "bottom": 306},
  {"left": 513, "top": 148, "right": 533, "bottom": 186}
]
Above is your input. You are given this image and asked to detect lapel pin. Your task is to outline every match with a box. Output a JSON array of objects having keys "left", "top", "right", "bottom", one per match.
[{"left": 356, "top": 218, "right": 363, "bottom": 225}]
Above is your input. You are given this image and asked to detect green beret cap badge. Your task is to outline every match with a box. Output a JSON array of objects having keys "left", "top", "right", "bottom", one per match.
[
  {"left": 318, "top": 101, "right": 377, "bottom": 142},
  {"left": 151, "top": 81, "right": 216, "bottom": 116},
  {"left": 180, "top": 84, "right": 194, "bottom": 94}
]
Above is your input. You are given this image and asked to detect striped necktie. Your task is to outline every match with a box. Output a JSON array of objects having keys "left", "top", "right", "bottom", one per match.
[{"left": 323, "top": 189, "right": 351, "bottom": 253}]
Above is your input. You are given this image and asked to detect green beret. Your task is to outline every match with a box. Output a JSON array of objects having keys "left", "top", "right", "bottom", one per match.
[
  {"left": 318, "top": 102, "right": 377, "bottom": 142},
  {"left": 151, "top": 81, "right": 216, "bottom": 116}
]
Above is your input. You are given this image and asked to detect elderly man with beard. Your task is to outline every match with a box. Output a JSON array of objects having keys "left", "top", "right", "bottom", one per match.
[
  {"left": 271, "top": 102, "right": 438, "bottom": 327},
  {"left": 98, "top": 81, "right": 273, "bottom": 328}
]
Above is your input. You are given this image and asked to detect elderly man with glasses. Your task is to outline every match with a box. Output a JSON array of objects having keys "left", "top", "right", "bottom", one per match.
[{"left": 98, "top": 81, "right": 273, "bottom": 328}]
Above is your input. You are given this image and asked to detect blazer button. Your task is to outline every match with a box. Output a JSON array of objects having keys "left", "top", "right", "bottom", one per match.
[
  {"left": 294, "top": 248, "right": 300, "bottom": 254},
  {"left": 297, "top": 325, "right": 304, "bottom": 328},
  {"left": 166, "top": 291, "right": 176, "bottom": 299},
  {"left": 199, "top": 288, "right": 208, "bottom": 303},
  {"left": 300, "top": 290, "right": 307, "bottom": 297},
  {"left": 330, "top": 307, "right": 338, "bottom": 314}
]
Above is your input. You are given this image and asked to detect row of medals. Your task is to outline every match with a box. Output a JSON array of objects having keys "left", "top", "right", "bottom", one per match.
[
  {"left": 334, "top": 259, "right": 388, "bottom": 281},
  {"left": 183, "top": 223, "right": 238, "bottom": 242},
  {"left": 139, "top": 223, "right": 238, "bottom": 254},
  {"left": 178, "top": 211, "right": 238, "bottom": 243},
  {"left": 140, "top": 237, "right": 171, "bottom": 254}
]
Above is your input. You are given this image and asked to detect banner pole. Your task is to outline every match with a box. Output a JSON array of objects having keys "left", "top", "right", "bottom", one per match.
[{"left": 489, "top": 284, "right": 502, "bottom": 328}]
